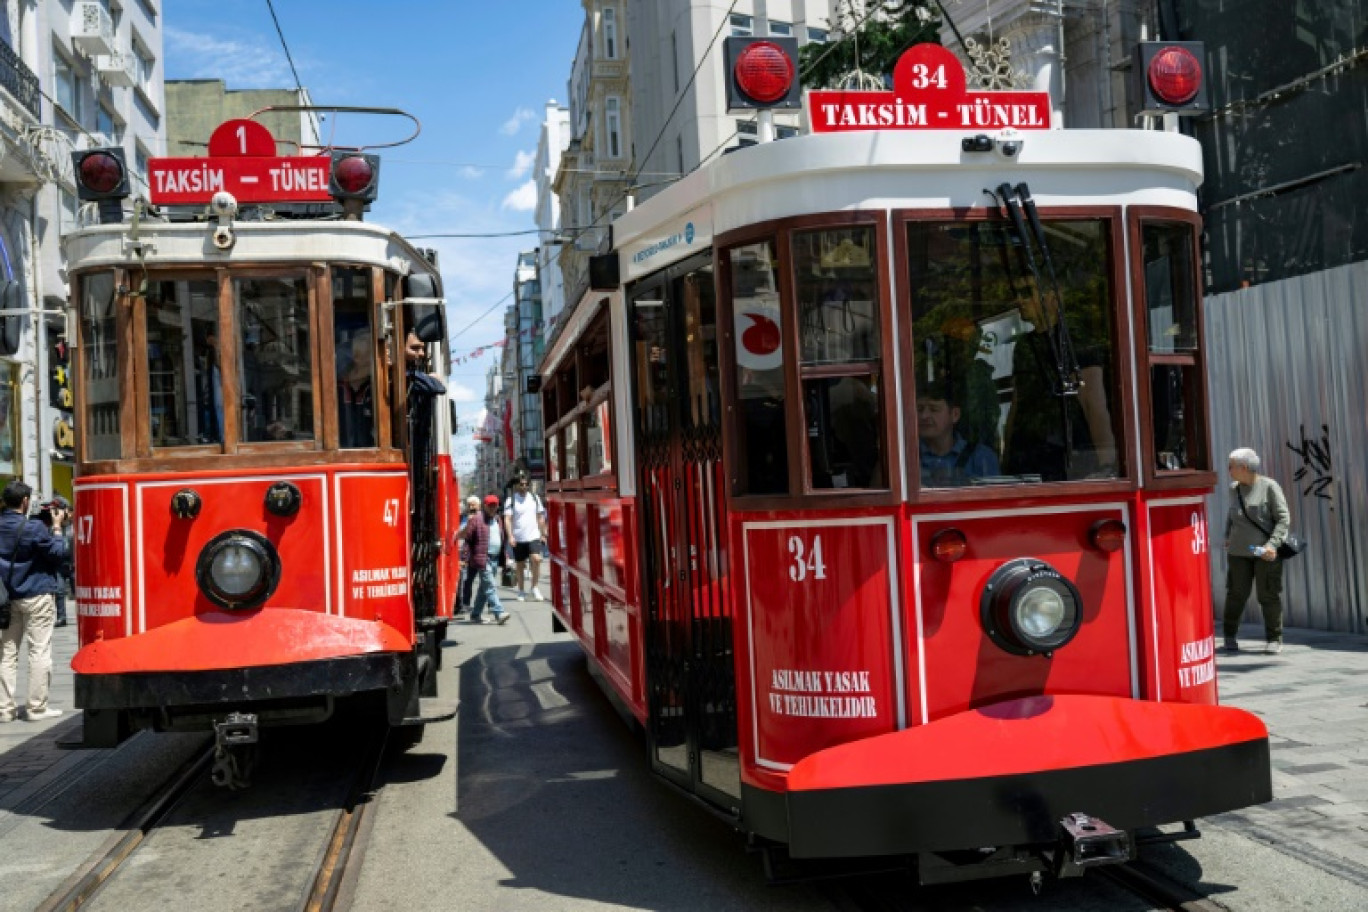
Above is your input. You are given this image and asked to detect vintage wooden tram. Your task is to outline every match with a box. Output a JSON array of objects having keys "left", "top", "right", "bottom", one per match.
[
  {"left": 63, "top": 116, "right": 460, "bottom": 784},
  {"left": 540, "top": 45, "right": 1271, "bottom": 883}
]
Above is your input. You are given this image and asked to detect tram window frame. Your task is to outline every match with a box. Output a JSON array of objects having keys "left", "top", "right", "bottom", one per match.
[
  {"left": 717, "top": 213, "right": 900, "bottom": 508},
  {"left": 542, "top": 378, "right": 562, "bottom": 487},
  {"left": 332, "top": 265, "right": 381, "bottom": 451},
  {"left": 137, "top": 272, "right": 226, "bottom": 455},
  {"left": 894, "top": 208, "right": 1135, "bottom": 502},
  {"left": 231, "top": 270, "right": 322, "bottom": 454},
  {"left": 75, "top": 269, "right": 129, "bottom": 466},
  {"left": 1129, "top": 208, "right": 1216, "bottom": 490},
  {"left": 577, "top": 311, "right": 615, "bottom": 489}
]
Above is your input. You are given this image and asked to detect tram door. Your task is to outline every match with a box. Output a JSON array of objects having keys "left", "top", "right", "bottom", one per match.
[{"left": 630, "top": 252, "right": 741, "bottom": 807}]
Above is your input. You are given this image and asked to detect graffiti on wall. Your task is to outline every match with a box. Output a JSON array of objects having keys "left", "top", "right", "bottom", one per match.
[{"left": 1287, "top": 424, "right": 1332, "bottom": 500}]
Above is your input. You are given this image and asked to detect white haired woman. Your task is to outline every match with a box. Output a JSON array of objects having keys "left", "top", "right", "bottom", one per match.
[{"left": 1223, "top": 448, "right": 1291, "bottom": 654}]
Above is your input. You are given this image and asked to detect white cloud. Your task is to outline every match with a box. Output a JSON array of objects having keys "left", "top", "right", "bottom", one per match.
[
  {"left": 499, "top": 107, "right": 536, "bottom": 135},
  {"left": 164, "top": 26, "right": 294, "bottom": 89},
  {"left": 446, "top": 381, "right": 481, "bottom": 404},
  {"left": 507, "top": 150, "right": 535, "bottom": 180},
  {"left": 501, "top": 180, "right": 537, "bottom": 211},
  {"left": 458, "top": 165, "right": 485, "bottom": 180}
]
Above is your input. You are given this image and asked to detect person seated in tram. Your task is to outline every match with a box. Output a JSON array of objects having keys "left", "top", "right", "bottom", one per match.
[
  {"left": 917, "top": 379, "right": 1000, "bottom": 488},
  {"left": 337, "top": 329, "right": 375, "bottom": 448}
]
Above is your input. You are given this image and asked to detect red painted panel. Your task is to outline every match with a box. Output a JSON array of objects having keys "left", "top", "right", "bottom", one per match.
[
  {"left": 136, "top": 474, "right": 329, "bottom": 632},
  {"left": 335, "top": 471, "right": 413, "bottom": 639},
  {"left": 1148, "top": 500, "right": 1217, "bottom": 703},
  {"left": 73, "top": 483, "right": 133, "bottom": 645},
  {"left": 788, "top": 694, "right": 1267, "bottom": 790},
  {"left": 72, "top": 608, "right": 410, "bottom": 674},
  {"left": 744, "top": 520, "right": 899, "bottom": 768},
  {"left": 579, "top": 576, "right": 596, "bottom": 643},
  {"left": 604, "top": 598, "right": 632, "bottom": 692},
  {"left": 916, "top": 508, "right": 1133, "bottom": 723},
  {"left": 573, "top": 503, "right": 592, "bottom": 575},
  {"left": 597, "top": 502, "right": 627, "bottom": 594}
]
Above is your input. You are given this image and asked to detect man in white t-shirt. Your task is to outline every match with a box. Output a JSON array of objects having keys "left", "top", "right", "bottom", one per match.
[{"left": 503, "top": 475, "right": 548, "bottom": 601}]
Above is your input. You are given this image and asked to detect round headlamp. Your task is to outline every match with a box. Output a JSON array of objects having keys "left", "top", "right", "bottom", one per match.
[
  {"left": 195, "top": 530, "right": 280, "bottom": 610},
  {"left": 980, "top": 558, "right": 1083, "bottom": 656}
]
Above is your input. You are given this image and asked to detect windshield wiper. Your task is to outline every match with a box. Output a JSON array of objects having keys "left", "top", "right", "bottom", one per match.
[
  {"left": 989, "top": 182, "right": 1080, "bottom": 397},
  {"left": 1015, "top": 182, "right": 1083, "bottom": 393}
]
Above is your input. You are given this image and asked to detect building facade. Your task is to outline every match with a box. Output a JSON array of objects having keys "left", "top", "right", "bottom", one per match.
[
  {"left": 534, "top": 99, "right": 570, "bottom": 328},
  {"left": 0, "top": 0, "right": 165, "bottom": 501}
]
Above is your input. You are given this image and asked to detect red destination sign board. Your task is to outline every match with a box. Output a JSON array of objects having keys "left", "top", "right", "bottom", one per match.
[
  {"left": 808, "top": 43, "right": 1051, "bottom": 133},
  {"left": 148, "top": 119, "right": 333, "bottom": 205}
]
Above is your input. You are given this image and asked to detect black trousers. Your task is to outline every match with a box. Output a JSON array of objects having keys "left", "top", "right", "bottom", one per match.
[{"left": 1223, "top": 554, "right": 1284, "bottom": 642}]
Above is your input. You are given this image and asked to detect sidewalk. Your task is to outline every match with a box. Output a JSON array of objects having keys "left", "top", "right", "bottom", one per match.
[{"left": 1207, "top": 623, "right": 1368, "bottom": 884}]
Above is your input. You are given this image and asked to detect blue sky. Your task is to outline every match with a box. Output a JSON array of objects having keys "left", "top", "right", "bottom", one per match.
[{"left": 163, "top": 1, "right": 586, "bottom": 468}]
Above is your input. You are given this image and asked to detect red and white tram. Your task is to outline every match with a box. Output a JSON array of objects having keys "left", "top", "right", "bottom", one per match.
[
  {"left": 63, "top": 116, "right": 460, "bottom": 782},
  {"left": 540, "top": 45, "right": 1270, "bottom": 882}
]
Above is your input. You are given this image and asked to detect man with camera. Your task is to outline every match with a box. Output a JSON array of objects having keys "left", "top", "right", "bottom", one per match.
[{"left": 0, "top": 480, "right": 72, "bottom": 722}]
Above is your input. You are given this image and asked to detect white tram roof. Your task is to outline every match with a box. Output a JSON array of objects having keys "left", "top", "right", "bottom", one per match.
[
  {"left": 61, "top": 218, "right": 437, "bottom": 278},
  {"left": 613, "top": 128, "right": 1203, "bottom": 282}
]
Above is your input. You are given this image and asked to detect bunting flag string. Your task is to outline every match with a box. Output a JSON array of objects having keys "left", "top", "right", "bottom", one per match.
[{"left": 448, "top": 311, "right": 564, "bottom": 366}]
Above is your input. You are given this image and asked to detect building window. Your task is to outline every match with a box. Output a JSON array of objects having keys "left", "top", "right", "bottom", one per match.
[
  {"left": 730, "top": 13, "right": 753, "bottom": 37},
  {"left": 602, "top": 6, "right": 618, "bottom": 59},
  {"left": 54, "top": 51, "right": 82, "bottom": 124},
  {"left": 134, "top": 144, "right": 149, "bottom": 189},
  {"left": 671, "top": 32, "right": 679, "bottom": 95},
  {"left": 806, "top": 26, "right": 829, "bottom": 44},
  {"left": 96, "top": 103, "right": 118, "bottom": 143},
  {"left": 133, "top": 38, "right": 155, "bottom": 86},
  {"left": 605, "top": 96, "right": 622, "bottom": 158},
  {"left": 768, "top": 21, "right": 792, "bottom": 36},
  {"left": 136, "top": 0, "right": 157, "bottom": 24}
]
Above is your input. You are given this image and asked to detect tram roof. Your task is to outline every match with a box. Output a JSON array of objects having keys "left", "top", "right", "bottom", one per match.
[
  {"left": 60, "top": 217, "right": 439, "bottom": 278},
  {"left": 612, "top": 128, "right": 1203, "bottom": 280}
]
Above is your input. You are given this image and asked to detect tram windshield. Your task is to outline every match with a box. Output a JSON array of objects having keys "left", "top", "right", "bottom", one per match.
[{"left": 906, "top": 219, "right": 1121, "bottom": 486}]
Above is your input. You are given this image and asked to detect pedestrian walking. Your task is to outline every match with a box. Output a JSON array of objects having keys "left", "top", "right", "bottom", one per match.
[
  {"left": 503, "top": 474, "right": 548, "bottom": 601},
  {"left": 1222, "top": 447, "right": 1291, "bottom": 655},
  {"left": 0, "top": 480, "right": 73, "bottom": 722},
  {"left": 461, "top": 494, "right": 509, "bottom": 625},
  {"left": 456, "top": 495, "right": 480, "bottom": 616}
]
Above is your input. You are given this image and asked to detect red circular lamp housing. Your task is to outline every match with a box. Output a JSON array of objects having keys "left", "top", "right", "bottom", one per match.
[
  {"left": 79, "top": 152, "right": 125, "bottom": 195},
  {"left": 1090, "top": 519, "right": 1128, "bottom": 553},
  {"left": 930, "top": 528, "right": 968, "bottom": 563},
  {"left": 1147, "top": 46, "right": 1202, "bottom": 106},
  {"left": 734, "top": 42, "right": 794, "bottom": 104},
  {"left": 334, "top": 155, "right": 375, "bottom": 195}
]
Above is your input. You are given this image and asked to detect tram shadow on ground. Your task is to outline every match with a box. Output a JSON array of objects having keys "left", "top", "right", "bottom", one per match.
[{"left": 448, "top": 641, "right": 827, "bottom": 910}]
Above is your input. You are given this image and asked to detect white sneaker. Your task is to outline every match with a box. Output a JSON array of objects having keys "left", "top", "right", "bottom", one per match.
[
  {"left": 25, "top": 707, "right": 63, "bottom": 721},
  {"left": 531, "top": 587, "right": 544, "bottom": 601},
  {"left": 1266, "top": 640, "right": 1283, "bottom": 655},
  {"left": 516, "top": 591, "right": 527, "bottom": 601}
]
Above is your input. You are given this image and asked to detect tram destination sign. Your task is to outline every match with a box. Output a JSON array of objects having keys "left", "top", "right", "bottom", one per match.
[
  {"left": 808, "top": 43, "right": 1051, "bottom": 133},
  {"left": 147, "top": 119, "right": 333, "bottom": 205}
]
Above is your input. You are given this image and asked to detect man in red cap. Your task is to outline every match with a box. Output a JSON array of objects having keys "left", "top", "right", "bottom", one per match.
[{"left": 460, "top": 494, "right": 510, "bottom": 625}]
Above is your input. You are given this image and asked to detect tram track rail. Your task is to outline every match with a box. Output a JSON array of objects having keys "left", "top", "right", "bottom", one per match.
[
  {"left": 1097, "top": 861, "right": 1231, "bottom": 912},
  {"left": 34, "top": 739, "right": 215, "bottom": 912},
  {"left": 32, "top": 726, "right": 392, "bottom": 912}
]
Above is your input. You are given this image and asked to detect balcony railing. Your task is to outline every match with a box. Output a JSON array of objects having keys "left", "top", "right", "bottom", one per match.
[{"left": 0, "top": 40, "right": 39, "bottom": 119}]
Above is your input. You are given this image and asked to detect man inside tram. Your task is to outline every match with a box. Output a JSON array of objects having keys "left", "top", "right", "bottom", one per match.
[{"left": 917, "top": 378, "right": 1000, "bottom": 487}]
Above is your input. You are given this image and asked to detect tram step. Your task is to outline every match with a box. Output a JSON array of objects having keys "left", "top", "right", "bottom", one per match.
[{"left": 399, "top": 696, "right": 459, "bottom": 726}]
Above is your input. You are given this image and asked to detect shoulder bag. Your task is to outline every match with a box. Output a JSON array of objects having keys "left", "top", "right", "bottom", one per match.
[{"left": 1236, "top": 485, "right": 1306, "bottom": 561}]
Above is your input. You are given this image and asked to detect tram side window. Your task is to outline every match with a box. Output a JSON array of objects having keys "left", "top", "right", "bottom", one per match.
[
  {"left": 581, "top": 325, "right": 613, "bottom": 479},
  {"left": 234, "top": 277, "right": 314, "bottom": 443},
  {"left": 729, "top": 241, "right": 788, "bottom": 495},
  {"left": 333, "top": 267, "right": 376, "bottom": 449},
  {"left": 793, "top": 226, "right": 885, "bottom": 490},
  {"left": 79, "top": 271, "right": 121, "bottom": 460},
  {"left": 145, "top": 279, "right": 220, "bottom": 447},
  {"left": 906, "top": 219, "right": 1120, "bottom": 486},
  {"left": 1143, "top": 222, "right": 1207, "bottom": 472}
]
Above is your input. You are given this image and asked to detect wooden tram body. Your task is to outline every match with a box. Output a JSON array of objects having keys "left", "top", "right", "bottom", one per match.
[
  {"left": 541, "top": 48, "right": 1271, "bottom": 882},
  {"left": 62, "top": 121, "right": 460, "bottom": 761}
]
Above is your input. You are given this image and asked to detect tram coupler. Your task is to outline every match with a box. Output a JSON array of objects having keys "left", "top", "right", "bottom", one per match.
[
  {"left": 1052, "top": 812, "right": 1132, "bottom": 877},
  {"left": 214, "top": 711, "right": 259, "bottom": 747}
]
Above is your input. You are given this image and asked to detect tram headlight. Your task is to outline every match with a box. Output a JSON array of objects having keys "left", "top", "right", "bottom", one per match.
[
  {"left": 196, "top": 530, "right": 281, "bottom": 611},
  {"left": 980, "top": 558, "right": 1083, "bottom": 657}
]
